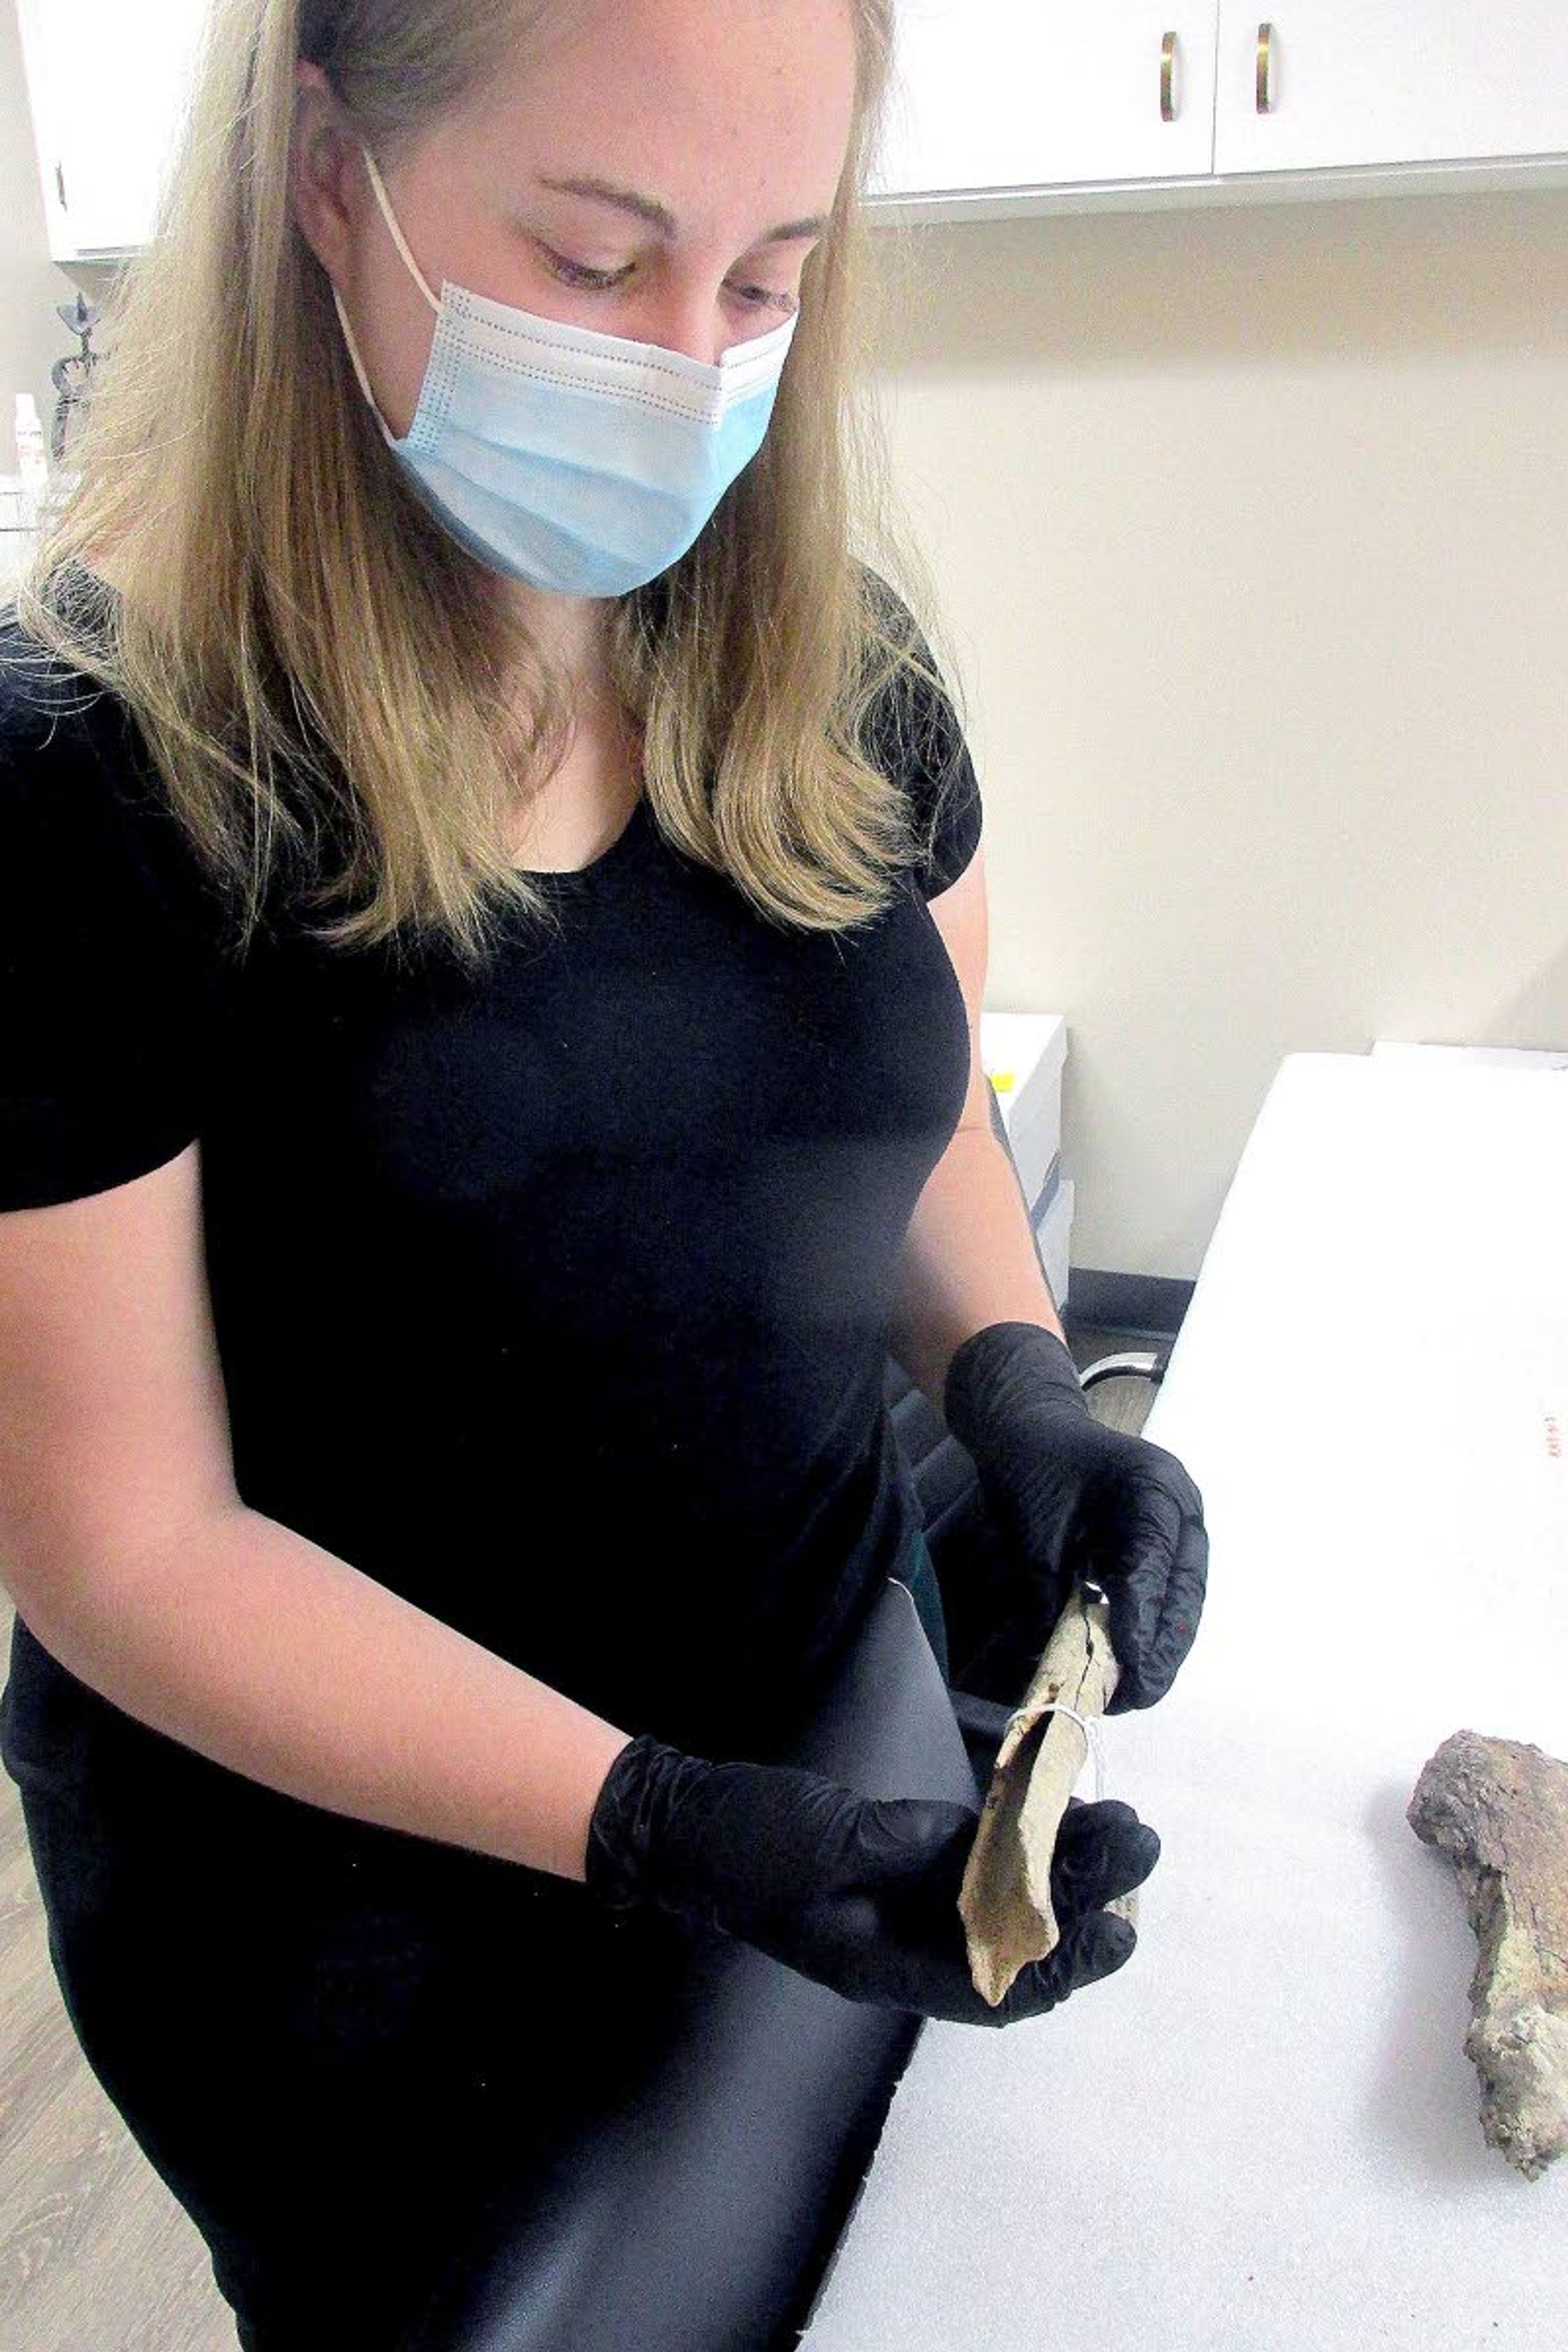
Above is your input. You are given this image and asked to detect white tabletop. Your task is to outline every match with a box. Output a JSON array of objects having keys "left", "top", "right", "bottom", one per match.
[{"left": 803, "top": 1051, "right": 1568, "bottom": 2350}]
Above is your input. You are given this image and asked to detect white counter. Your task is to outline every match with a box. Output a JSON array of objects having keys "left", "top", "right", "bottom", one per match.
[{"left": 803, "top": 1050, "right": 1568, "bottom": 2350}]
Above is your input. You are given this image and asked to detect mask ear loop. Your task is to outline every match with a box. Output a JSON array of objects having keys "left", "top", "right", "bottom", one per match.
[
  {"left": 330, "top": 140, "right": 442, "bottom": 441},
  {"left": 358, "top": 141, "right": 441, "bottom": 314},
  {"left": 330, "top": 285, "right": 393, "bottom": 437}
]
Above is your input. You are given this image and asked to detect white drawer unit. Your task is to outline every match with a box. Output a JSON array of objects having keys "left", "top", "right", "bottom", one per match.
[
  {"left": 980, "top": 1011, "right": 1067, "bottom": 1214},
  {"left": 981, "top": 1010, "right": 1072, "bottom": 1312}
]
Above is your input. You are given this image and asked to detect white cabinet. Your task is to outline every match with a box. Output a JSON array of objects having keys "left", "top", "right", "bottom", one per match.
[
  {"left": 1212, "top": 0, "right": 1568, "bottom": 177},
  {"left": 13, "top": 0, "right": 1568, "bottom": 261},
  {"left": 14, "top": 0, "right": 211, "bottom": 261},
  {"left": 868, "top": 3, "right": 1217, "bottom": 198},
  {"left": 870, "top": 0, "right": 1568, "bottom": 218}
]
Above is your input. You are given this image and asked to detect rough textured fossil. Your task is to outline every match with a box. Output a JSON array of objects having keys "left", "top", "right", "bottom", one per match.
[
  {"left": 958, "top": 1590, "right": 1135, "bottom": 2008},
  {"left": 1407, "top": 1729, "right": 1568, "bottom": 2181}
]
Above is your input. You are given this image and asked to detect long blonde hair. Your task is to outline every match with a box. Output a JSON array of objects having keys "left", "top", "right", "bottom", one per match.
[{"left": 5, "top": 0, "right": 968, "bottom": 975}]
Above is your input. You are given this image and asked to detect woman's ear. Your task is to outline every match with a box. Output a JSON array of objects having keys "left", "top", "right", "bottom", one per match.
[{"left": 289, "top": 59, "right": 359, "bottom": 286}]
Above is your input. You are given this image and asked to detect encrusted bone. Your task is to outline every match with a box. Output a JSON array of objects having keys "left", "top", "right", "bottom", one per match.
[
  {"left": 1407, "top": 1729, "right": 1568, "bottom": 2180},
  {"left": 958, "top": 1590, "right": 1135, "bottom": 2007}
]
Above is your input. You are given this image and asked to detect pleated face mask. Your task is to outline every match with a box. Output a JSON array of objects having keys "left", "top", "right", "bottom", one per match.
[{"left": 331, "top": 139, "right": 800, "bottom": 597}]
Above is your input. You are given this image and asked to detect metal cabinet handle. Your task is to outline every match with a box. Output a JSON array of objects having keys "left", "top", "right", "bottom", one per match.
[{"left": 1167, "top": 22, "right": 1274, "bottom": 127}]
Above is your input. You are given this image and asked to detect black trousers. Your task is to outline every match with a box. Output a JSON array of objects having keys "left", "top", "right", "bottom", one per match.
[{"left": 12, "top": 1530, "right": 949, "bottom": 2348}]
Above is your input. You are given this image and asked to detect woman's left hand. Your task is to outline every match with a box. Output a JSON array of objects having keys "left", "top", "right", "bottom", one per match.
[{"left": 942, "top": 1320, "right": 1208, "bottom": 1713}]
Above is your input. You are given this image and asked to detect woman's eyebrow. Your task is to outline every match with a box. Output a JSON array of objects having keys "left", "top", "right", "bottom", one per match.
[{"left": 534, "top": 172, "right": 829, "bottom": 244}]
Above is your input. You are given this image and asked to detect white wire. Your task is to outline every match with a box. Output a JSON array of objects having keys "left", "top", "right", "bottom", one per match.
[{"left": 1004, "top": 1698, "right": 1107, "bottom": 1804}]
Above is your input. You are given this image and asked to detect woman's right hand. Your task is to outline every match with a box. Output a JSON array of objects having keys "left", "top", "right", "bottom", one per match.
[{"left": 584, "top": 1734, "right": 1159, "bottom": 2026}]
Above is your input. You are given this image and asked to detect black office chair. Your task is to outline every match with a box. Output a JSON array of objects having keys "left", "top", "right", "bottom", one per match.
[{"left": 403, "top": 1076, "right": 1170, "bottom": 2352}]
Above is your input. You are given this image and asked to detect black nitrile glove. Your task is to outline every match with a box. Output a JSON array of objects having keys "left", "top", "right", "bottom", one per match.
[
  {"left": 584, "top": 1732, "right": 1160, "bottom": 2025},
  {"left": 942, "top": 1320, "right": 1208, "bottom": 1714}
]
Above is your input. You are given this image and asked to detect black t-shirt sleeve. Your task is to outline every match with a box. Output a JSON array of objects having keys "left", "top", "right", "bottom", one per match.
[
  {"left": 910, "top": 682, "right": 983, "bottom": 900},
  {"left": 860, "top": 570, "right": 984, "bottom": 902},
  {"left": 0, "top": 627, "right": 230, "bottom": 1210}
]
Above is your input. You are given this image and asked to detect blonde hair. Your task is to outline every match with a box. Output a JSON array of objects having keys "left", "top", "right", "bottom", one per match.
[{"left": 5, "top": 0, "right": 969, "bottom": 976}]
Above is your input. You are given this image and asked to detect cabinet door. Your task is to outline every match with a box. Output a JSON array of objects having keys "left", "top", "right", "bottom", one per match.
[
  {"left": 17, "top": 0, "right": 212, "bottom": 258},
  {"left": 1214, "top": 0, "right": 1568, "bottom": 175},
  {"left": 868, "top": 1, "right": 1217, "bottom": 199}
]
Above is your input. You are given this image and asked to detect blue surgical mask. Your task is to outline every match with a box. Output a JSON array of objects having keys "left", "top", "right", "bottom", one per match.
[{"left": 331, "top": 140, "right": 799, "bottom": 598}]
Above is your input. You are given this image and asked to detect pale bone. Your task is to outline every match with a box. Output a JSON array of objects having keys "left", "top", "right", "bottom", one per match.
[
  {"left": 1406, "top": 1728, "right": 1568, "bottom": 2181},
  {"left": 958, "top": 1590, "right": 1136, "bottom": 2008}
]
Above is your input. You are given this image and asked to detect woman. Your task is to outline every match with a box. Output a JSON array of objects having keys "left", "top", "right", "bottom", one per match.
[{"left": 0, "top": 1, "right": 1206, "bottom": 2343}]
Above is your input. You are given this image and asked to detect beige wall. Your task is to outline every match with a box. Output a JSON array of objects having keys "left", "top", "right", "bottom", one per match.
[
  {"left": 5, "top": 9, "right": 1566, "bottom": 1277},
  {"left": 865, "top": 187, "right": 1568, "bottom": 1278}
]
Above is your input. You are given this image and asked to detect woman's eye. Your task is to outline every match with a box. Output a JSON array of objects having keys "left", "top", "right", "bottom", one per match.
[
  {"left": 539, "top": 247, "right": 797, "bottom": 315},
  {"left": 540, "top": 249, "right": 630, "bottom": 292},
  {"left": 728, "top": 283, "right": 800, "bottom": 318}
]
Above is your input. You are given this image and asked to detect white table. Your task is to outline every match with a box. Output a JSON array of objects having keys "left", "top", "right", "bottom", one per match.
[{"left": 803, "top": 1051, "right": 1568, "bottom": 2350}]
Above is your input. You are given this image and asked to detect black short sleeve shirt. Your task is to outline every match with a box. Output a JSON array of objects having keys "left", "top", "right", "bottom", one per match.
[{"left": 0, "top": 599, "right": 982, "bottom": 1790}]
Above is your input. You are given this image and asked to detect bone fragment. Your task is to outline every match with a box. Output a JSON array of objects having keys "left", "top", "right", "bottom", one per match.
[
  {"left": 1407, "top": 1729, "right": 1568, "bottom": 2181},
  {"left": 958, "top": 1590, "right": 1135, "bottom": 2008}
]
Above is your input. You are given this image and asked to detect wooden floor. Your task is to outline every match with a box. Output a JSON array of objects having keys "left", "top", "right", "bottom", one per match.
[{"left": 0, "top": 1323, "right": 1161, "bottom": 2349}]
